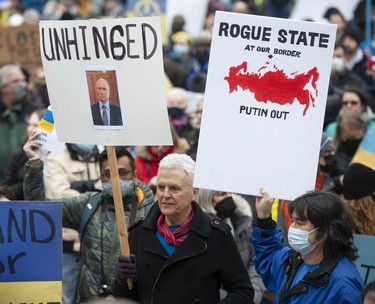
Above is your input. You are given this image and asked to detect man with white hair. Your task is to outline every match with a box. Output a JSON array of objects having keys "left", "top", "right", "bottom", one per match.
[{"left": 113, "top": 153, "right": 254, "bottom": 304}]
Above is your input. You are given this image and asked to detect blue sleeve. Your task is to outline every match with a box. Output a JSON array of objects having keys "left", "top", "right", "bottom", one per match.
[{"left": 250, "top": 226, "right": 291, "bottom": 293}]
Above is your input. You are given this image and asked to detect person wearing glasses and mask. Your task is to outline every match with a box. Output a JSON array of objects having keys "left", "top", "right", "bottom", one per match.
[
  {"left": 23, "top": 133, "right": 155, "bottom": 303},
  {"left": 325, "top": 86, "right": 375, "bottom": 140},
  {"left": 250, "top": 187, "right": 364, "bottom": 304}
]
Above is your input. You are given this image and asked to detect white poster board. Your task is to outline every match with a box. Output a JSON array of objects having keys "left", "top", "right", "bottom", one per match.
[
  {"left": 40, "top": 17, "right": 172, "bottom": 146},
  {"left": 194, "top": 12, "right": 336, "bottom": 201},
  {"left": 290, "top": 0, "right": 361, "bottom": 23},
  {"left": 166, "top": 0, "right": 209, "bottom": 37}
]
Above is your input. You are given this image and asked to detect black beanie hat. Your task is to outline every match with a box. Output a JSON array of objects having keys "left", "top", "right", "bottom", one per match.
[
  {"left": 343, "top": 163, "right": 375, "bottom": 199},
  {"left": 343, "top": 25, "right": 362, "bottom": 44}
]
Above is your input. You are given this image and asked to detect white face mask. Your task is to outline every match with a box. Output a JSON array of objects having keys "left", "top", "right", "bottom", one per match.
[
  {"left": 331, "top": 57, "right": 346, "bottom": 74},
  {"left": 287, "top": 227, "right": 323, "bottom": 255},
  {"left": 102, "top": 179, "right": 134, "bottom": 197}
]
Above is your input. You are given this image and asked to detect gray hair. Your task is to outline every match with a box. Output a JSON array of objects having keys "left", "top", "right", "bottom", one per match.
[
  {"left": 158, "top": 153, "right": 195, "bottom": 183},
  {"left": 196, "top": 188, "right": 217, "bottom": 215},
  {"left": 0, "top": 64, "right": 23, "bottom": 88}
]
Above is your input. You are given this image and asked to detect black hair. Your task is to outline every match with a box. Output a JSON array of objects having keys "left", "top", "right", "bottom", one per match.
[
  {"left": 288, "top": 190, "right": 358, "bottom": 261},
  {"left": 323, "top": 7, "right": 345, "bottom": 20},
  {"left": 98, "top": 146, "right": 135, "bottom": 171},
  {"left": 362, "top": 281, "right": 375, "bottom": 302}
]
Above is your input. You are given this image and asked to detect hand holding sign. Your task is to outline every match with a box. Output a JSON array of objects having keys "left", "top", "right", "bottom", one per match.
[
  {"left": 255, "top": 187, "right": 274, "bottom": 219},
  {"left": 23, "top": 130, "right": 43, "bottom": 163}
]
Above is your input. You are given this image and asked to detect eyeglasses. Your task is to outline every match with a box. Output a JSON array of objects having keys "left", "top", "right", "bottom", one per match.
[
  {"left": 342, "top": 100, "right": 360, "bottom": 106},
  {"left": 101, "top": 168, "right": 133, "bottom": 181}
]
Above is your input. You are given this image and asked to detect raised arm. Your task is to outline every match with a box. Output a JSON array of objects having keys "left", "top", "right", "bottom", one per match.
[{"left": 23, "top": 130, "right": 46, "bottom": 201}]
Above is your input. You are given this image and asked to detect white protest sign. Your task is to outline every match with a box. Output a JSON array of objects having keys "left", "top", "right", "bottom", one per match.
[
  {"left": 166, "top": 0, "right": 209, "bottom": 37},
  {"left": 40, "top": 17, "right": 172, "bottom": 146},
  {"left": 194, "top": 11, "right": 336, "bottom": 201}
]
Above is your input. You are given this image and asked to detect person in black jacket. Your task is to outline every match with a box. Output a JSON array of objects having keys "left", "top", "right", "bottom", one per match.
[{"left": 113, "top": 153, "right": 254, "bottom": 304}]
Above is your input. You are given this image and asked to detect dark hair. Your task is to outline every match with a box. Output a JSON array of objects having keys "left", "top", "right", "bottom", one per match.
[
  {"left": 288, "top": 190, "right": 358, "bottom": 261},
  {"left": 99, "top": 146, "right": 135, "bottom": 171},
  {"left": 323, "top": 7, "right": 345, "bottom": 20},
  {"left": 342, "top": 86, "right": 368, "bottom": 107},
  {"left": 0, "top": 185, "right": 15, "bottom": 200},
  {"left": 362, "top": 281, "right": 375, "bottom": 302}
]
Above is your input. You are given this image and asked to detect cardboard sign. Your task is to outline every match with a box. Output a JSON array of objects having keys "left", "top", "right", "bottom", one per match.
[
  {"left": 0, "top": 25, "right": 41, "bottom": 72},
  {"left": 194, "top": 12, "right": 336, "bottom": 200},
  {"left": 39, "top": 17, "right": 172, "bottom": 146},
  {"left": 0, "top": 201, "right": 62, "bottom": 303}
]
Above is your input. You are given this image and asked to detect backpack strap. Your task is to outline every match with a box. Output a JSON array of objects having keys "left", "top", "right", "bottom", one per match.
[{"left": 79, "top": 194, "right": 102, "bottom": 243}]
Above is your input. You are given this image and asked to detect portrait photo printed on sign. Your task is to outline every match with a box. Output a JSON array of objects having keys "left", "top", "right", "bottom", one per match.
[{"left": 84, "top": 67, "right": 124, "bottom": 130}]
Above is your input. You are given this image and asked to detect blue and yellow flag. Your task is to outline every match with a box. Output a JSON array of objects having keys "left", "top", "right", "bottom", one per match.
[
  {"left": 351, "top": 126, "right": 375, "bottom": 171},
  {"left": 38, "top": 105, "right": 55, "bottom": 134}
]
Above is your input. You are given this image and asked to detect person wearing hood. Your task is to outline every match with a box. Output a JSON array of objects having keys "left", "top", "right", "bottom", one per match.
[
  {"left": 197, "top": 189, "right": 265, "bottom": 304},
  {"left": 23, "top": 137, "right": 155, "bottom": 303}
]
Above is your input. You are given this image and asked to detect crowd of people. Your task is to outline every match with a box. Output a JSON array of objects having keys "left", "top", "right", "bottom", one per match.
[{"left": 1, "top": 0, "right": 375, "bottom": 303}]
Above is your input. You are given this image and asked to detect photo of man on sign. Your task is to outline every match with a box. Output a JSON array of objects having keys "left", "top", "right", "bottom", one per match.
[{"left": 87, "top": 70, "right": 123, "bottom": 128}]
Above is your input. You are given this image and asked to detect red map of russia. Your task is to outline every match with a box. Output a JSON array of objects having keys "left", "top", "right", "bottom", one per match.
[{"left": 224, "top": 61, "right": 320, "bottom": 116}]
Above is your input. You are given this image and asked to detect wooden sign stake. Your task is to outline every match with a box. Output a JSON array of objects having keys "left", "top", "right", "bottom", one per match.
[{"left": 106, "top": 146, "right": 133, "bottom": 290}]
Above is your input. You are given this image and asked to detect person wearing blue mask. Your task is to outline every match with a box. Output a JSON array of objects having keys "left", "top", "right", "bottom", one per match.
[
  {"left": 23, "top": 136, "right": 155, "bottom": 303},
  {"left": 250, "top": 188, "right": 364, "bottom": 304}
]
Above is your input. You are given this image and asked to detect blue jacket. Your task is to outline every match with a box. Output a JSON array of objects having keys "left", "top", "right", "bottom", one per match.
[{"left": 250, "top": 218, "right": 364, "bottom": 304}]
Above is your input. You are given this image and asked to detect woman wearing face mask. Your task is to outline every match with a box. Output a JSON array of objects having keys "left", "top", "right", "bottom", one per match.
[
  {"left": 197, "top": 189, "right": 265, "bottom": 304},
  {"left": 250, "top": 187, "right": 364, "bottom": 304}
]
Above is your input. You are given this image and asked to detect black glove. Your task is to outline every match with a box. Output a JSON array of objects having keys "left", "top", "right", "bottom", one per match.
[
  {"left": 214, "top": 196, "right": 236, "bottom": 219},
  {"left": 115, "top": 254, "right": 137, "bottom": 284}
]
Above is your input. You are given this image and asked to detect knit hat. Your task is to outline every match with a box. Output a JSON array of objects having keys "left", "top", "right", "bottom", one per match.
[
  {"left": 320, "top": 132, "right": 333, "bottom": 155},
  {"left": 343, "top": 163, "right": 375, "bottom": 199}
]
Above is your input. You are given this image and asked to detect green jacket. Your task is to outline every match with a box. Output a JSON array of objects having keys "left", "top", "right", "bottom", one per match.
[
  {"left": 24, "top": 160, "right": 155, "bottom": 302},
  {"left": 0, "top": 98, "right": 39, "bottom": 182}
]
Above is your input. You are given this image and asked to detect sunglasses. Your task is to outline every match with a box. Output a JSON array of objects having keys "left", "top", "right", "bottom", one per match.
[{"left": 342, "top": 100, "right": 360, "bottom": 106}]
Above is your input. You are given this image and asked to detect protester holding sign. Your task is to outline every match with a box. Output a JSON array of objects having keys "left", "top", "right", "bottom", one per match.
[
  {"left": 250, "top": 188, "right": 364, "bottom": 303},
  {"left": 112, "top": 153, "right": 254, "bottom": 304},
  {"left": 23, "top": 136, "right": 155, "bottom": 302},
  {"left": 44, "top": 143, "right": 101, "bottom": 304}
]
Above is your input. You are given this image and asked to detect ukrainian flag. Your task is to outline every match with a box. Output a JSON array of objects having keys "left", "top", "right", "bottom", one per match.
[
  {"left": 38, "top": 106, "right": 54, "bottom": 134},
  {"left": 351, "top": 127, "right": 375, "bottom": 171}
]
